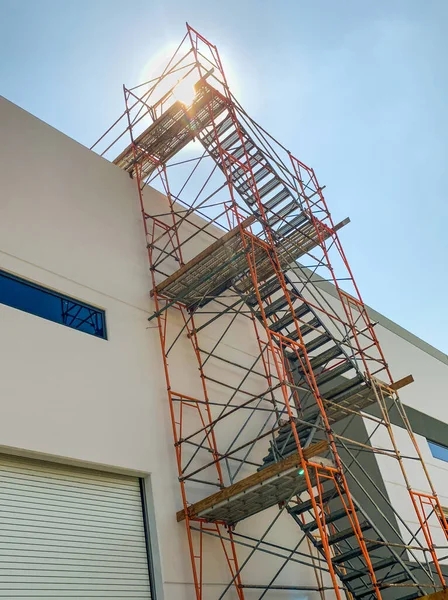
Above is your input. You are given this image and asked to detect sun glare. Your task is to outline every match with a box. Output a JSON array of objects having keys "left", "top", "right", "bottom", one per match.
[
  {"left": 137, "top": 40, "right": 241, "bottom": 110},
  {"left": 173, "top": 78, "right": 197, "bottom": 107}
]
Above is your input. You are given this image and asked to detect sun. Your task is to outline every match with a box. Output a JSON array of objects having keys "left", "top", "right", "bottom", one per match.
[{"left": 172, "top": 77, "right": 197, "bottom": 107}]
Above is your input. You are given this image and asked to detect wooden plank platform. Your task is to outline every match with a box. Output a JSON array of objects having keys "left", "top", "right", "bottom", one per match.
[
  {"left": 322, "top": 374, "right": 414, "bottom": 424},
  {"left": 177, "top": 440, "right": 328, "bottom": 525},
  {"left": 323, "top": 385, "right": 378, "bottom": 423},
  {"left": 153, "top": 214, "right": 348, "bottom": 308},
  {"left": 152, "top": 215, "right": 256, "bottom": 300},
  {"left": 416, "top": 590, "right": 448, "bottom": 600},
  {"left": 390, "top": 374, "right": 414, "bottom": 391},
  {"left": 114, "top": 83, "right": 227, "bottom": 178}
]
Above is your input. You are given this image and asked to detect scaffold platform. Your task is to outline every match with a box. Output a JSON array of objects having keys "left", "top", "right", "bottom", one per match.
[
  {"left": 114, "top": 82, "right": 227, "bottom": 178},
  {"left": 177, "top": 440, "right": 328, "bottom": 525},
  {"left": 152, "top": 215, "right": 349, "bottom": 308}
]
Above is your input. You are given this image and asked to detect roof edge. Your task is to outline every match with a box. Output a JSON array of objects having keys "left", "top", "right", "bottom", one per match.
[{"left": 294, "top": 265, "right": 448, "bottom": 367}]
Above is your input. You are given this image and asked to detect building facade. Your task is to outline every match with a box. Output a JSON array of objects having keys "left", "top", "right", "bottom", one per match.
[{"left": 0, "top": 92, "right": 447, "bottom": 600}]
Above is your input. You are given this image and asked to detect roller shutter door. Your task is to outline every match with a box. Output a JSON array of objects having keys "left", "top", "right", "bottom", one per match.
[{"left": 0, "top": 453, "right": 152, "bottom": 598}]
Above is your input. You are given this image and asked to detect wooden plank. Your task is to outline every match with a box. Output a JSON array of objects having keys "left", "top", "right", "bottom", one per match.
[
  {"left": 391, "top": 374, "right": 414, "bottom": 391},
  {"left": 114, "top": 101, "right": 184, "bottom": 169},
  {"left": 176, "top": 439, "right": 328, "bottom": 522},
  {"left": 152, "top": 215, "right": 256, "bottom": 296},
  {"left": 334, "top": 217, "right": 350, "bottom": 231},
  {"left": 416, "top": 589, "right": 448, "bottom": 600}
]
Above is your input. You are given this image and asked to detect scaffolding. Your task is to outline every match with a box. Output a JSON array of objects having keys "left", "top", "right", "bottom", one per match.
[{"left": 92, "top": 24, "right": 448, "bottom": 600}]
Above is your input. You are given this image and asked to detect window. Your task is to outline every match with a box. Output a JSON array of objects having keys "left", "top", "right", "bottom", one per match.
[
  {"left": 428, "top": 440, "right": 448, "bottom": 463},
  {"left": 0, "top": 269, "right": 106, "bottom": 339}
]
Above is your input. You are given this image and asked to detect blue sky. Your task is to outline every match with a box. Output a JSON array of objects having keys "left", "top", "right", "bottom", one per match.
[{"left": 1, "top": 0, "right": 447, "bottom": 353}]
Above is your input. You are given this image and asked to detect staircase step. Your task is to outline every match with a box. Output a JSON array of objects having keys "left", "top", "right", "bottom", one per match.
[
  {"left": 239, "top": 167, "right": 271, "bottom": 193},
  {"left": 274, "top": 421, "right": 311, "bottom": 445},
  {"left": 246, "top": 177, "right": 281, "bottom": 204},
  {"left": 272, "top": 430, "right": 309, "bottom": 455},
  {"left": 233, "top": 142, "right": 255, "bottom": 161},
  {"left": 267, "top": 200, "right": 299, "bottom": 225},
  {"left": 332, "top": 541, "right": 382, "bottom": 565},
  {"left": 302, "top": 507, "right": 356, "bottom": 533},
  {"left": 232, "top": 152, "right": 264, "bottom": 180},
  {"left": 246, "top": 277, "right": 282, "bottom": 306},
  {"left": 286, "top": 333, "right": 333, "bottom": 362},
  {"left": 314, "top": 361, "right": 353, "bottom": 384},
  {"left": 257, "top": 177, "right": 282, "bottom": 201},
  {"left": 263, "top": 295, "right": 290, "bottom": 317},
  {"left": 269, "top": 303, "right": 311, "bottom": 333},
  {"left": 270, "top": 427, "right": 294, "bottom": 448},
  {"left": 354, "top": 574, "right": 412, "bottom": 599},
  {"left": 290, "top": 488, "right": 342, "bottom": 517},
  {"left": 287, "top": 317, "right": 320, "bottom": 342},
  {"left": 318, "top": 521, "right": 371, "bottom": 547},
  {"left": 325, "top": 375, "right": 365, "bottom": 401},
  {"left": 269, "top": 434, "right": 312, "bottom": 461},
  {"left": 327, "top": 382, "right": 372, "bottom": 411},
  {"left": 265, "top": 425, "right": 315, "bottom": 462},
  {"left": 276, "top": 212, "right": 308, "bottom": 236},
  {"left": 220, "top": 130, "right": 240, "bottom": 151},
  {"left": 293, "top": 345, "right": 343, "bottom": 373},
  {"left": 206, "top": 127, "right": 238, "bottom": 151},
  {"left": 341, "top": 557, "right": 399, "bottom": 583},
  {"left": 264, "top": 188, "right": 291, "bottom": 211},
  {"left": 202, "top": 117, "right": 233, "bottom": 145},
  {"left": 308, "top": 345, "right": 344, "bottom": 371},
  {"left": 304, "top": 333, "right": 332, "bottom": 354},
  {"left": 217, "top": 116, "right": 234, "bottom": 135}
]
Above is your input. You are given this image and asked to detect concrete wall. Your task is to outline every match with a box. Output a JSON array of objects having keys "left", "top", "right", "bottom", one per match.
[{"left": 1, "top": 96, "right": 447, "bottom": 599}]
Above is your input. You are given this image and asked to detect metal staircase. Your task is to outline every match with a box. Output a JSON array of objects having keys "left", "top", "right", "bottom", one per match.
[
  {"left": 246, "top": 273, "right": 373, "bottom": 440},
  {"left": 290, "top": 490, "right": 424, "bottom": 600},
  {"left": 197, "top": 84, "right": 378, "bottom": 435},
  {"left": 197, "top": 83, "right": 311, "bottom": 240},
  {"left": 260, "top": 420, "right": 432, "bottom": 600}
]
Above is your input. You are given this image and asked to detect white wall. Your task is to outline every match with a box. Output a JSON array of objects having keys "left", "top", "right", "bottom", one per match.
[
  {"left": 364, "top": 421, "right": 448, "bottom": 566},
  {"left": 355, "top": 284, "right": 448, "bottom": 564},
  {"left": 373, "top": 320, "right": 448, "bottom": 425},
  {"left": 365, "top": 311, "right": 448, "bottom": 564}
]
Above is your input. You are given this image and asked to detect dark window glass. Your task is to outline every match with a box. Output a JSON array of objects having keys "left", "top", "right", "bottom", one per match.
[
  {"left": 0, "top": 270, "right": 106, "bottom": 339},
  {"left": 428, "top": 440, "right": 448, "bottom": 463}
]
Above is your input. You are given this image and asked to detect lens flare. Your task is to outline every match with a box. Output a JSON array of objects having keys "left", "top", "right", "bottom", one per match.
[{"left": 173, "top": 78, "right": 197, "bottom": 107}]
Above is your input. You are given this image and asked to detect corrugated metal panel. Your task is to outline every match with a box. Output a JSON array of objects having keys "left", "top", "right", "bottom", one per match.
[{"left": 0, "top": 453, "right": 151, "bottom": 598}]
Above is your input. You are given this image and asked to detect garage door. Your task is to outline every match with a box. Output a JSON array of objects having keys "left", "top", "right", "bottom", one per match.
[{"left": 0, "top": 453, "right": 152, "bottom": 598}]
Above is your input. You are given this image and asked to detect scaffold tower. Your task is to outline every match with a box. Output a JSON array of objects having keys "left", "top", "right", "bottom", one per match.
[{"left": 92, "top": 24, "right": 448, "bottom": 600}]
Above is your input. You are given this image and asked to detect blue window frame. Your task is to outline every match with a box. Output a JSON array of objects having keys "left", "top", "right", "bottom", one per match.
[
  {"left": 428, "top": 440, "right": 448, "bottom": 463},
  {"left": 0, "top": 269, "right": 106, "bottom": 339}
]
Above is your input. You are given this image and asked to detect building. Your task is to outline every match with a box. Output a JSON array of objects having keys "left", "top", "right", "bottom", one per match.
[{"left": 0, "top": 25, "right": 447, "bottom": 600}]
